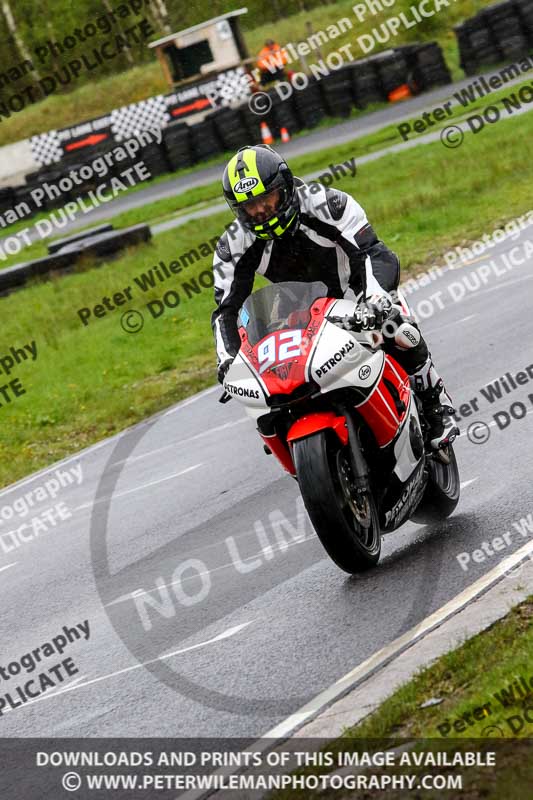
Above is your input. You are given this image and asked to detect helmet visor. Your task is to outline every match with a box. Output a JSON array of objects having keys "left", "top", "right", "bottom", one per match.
[{"left": 235, "top": 187, "right": 287, "bottom": 224}]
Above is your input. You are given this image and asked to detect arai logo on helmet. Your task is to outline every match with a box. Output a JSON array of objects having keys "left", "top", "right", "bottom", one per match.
[{"left": 234, "top": 177, "right": 259, "bottom": 194}]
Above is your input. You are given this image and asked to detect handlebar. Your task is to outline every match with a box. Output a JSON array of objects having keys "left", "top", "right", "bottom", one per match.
[
  {"left": 327, "top": 314, "right": 366, "bottom": 332},
  {"left": 327, "top": 304, "right": 393, "bottom": 333}
]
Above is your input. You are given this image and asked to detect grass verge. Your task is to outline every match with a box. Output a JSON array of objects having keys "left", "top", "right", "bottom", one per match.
[
  {"left": 0, "top": 106, "right": 532, "bottom": 488},
  {"left": 264, "top": 597, "right": 533, "bottom": 800}
]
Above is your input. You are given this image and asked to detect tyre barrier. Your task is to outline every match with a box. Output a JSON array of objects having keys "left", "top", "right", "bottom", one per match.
[
  {"left": 0, "top": 223, "right": 151, "bottom": 295},
  {"left": 267, "top": 88, "right": 302, "bottom": 135},
  {"left": 1, "top": 39, "right": 456, "bottom": 232},
  {"left": 47, "top": 223, "right": 114, "bottom": 253},
  {"left": 408, "top": 43, "right": 452, "bottom": 91},
  {"left": 375, "top": 52, "right": 410, "bottom": 97},
  {"left": 515, "top": 0, "right": 533, "bottom": 40},
  {"left": 162, "top": 121, "right": 195, "bottom": 171},
  {"left": 139, "top": 142, "right": 170, "bottom": 178},
  {"left": 189, "top": 117, "right": 224, "bottom": 162},
  {"left": 483, "top": 1, "right": 530, "bottom": 60},
  {"left": 292, "top": 78, "right": 326, "bottom": 129},
  {"left": 455, "top": 0, "right": 533, "bottom": 75},
  {"left": 351, "top": 60, "right": 386, "bottom": 107},
  {"left": 213, "top": 107, "right": 254, "bottom": 151},
  {"left": 319, "top": 67, "right": 355, "bottom": 118}
]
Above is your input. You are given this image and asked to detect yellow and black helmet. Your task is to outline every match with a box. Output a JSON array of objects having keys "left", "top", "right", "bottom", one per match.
[{"left": 222, "top": 145, "right": 300, "bottom": 240}]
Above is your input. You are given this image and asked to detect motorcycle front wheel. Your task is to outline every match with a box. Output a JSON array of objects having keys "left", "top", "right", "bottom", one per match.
[{"left": 293, "top": 430, "right": 381, "bottom": 574}]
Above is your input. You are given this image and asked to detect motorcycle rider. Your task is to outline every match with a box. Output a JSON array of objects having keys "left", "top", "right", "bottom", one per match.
[{"left": 211, "top": 144, "right": 458, "bottom": 450}]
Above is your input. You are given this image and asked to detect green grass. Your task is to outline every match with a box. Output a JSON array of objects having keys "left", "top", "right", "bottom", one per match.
[
  {"left": 0, "top": 106, "right": 532, "bottom": 488},
  {"left": 266, "top": 598, "right": 533, "bottom": 800},
  {"left": 0, "top": 0, "right": 504, "bottom": 148},
  {"left": 341, "top": 598, "right": 533, "bottom": 740},
  {"left": 5, "top": 70, "right": 533, "bottom": 273}
]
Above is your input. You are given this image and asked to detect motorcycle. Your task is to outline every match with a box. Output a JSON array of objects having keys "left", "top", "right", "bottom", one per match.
[{"left": 221, "top": 281, "right": 460, "bottom": 574}]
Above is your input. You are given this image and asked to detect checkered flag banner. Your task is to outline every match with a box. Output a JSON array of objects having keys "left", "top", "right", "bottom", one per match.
[
  {"left": 30, "top": 131, "right": 63, "bottom": 166},
  {"left": 211, "top": 67, "right": 252, "bottom": 108},
  {"left": 110, "top": 95, "right": 169, "bottom": 141}
]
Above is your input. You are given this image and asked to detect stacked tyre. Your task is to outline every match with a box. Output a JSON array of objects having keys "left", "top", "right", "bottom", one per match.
[
  {"left": 454, "top": 17, "right": 501, "bottom": 74},
  {"left": 213, "top": 107, "right": 253, "bottom": 151},
  {"left": 481, "top": 1, "right": 530, "bottom": 60},
  {"left": 515, "top": 0, "right": 533, "bottom": 43},
  {"left": 351, "top": 60, "right": 385, "bottom": 107},
  {"left": 375, "top": 52, "right": 410, "bottom": 97},
  {"left": 0, "top": 186, "right": 16, "bottom": 218},
  {"left": 292, "top": 78, "right": 325, "bottom": 129},
  {"left": 410, "top": 43, "right": 452, "bottom": 91},
  {"left": 267, "top": 88, "right": 301, "bottom": 136},
  {"left": 162, "top": 122, "right": 195, "bottom": 171},
  {"left": 189, "top": 117, "right": 224, "bottom": 162},
  {"left": 319, "top": 67, "right": 354, "bottom": 118},
  {"left": 139, "top": 142, "right": 170, "bottom": 178}
]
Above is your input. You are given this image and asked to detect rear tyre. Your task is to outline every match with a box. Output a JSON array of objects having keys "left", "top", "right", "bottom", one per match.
[
  {"left": 410, "top": 445, "right": 460, "bottom": 524},
  {"left": 293, "top": 431, "right": 381, "bottom": 574}
]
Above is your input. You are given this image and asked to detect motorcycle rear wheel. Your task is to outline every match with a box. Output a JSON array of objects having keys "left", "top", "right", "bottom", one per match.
[
  {"left": 410, "top": 444, "right": 460, "bottom": 524},
  {"left": 293, "top": 430, "right": 381, "bottom": 574}
]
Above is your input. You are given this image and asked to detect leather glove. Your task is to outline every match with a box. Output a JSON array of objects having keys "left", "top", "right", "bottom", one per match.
[
  {"left": 354, "top": 296, "right": 392, "bottom": 330},
  {"left": 217, "top": 357, "right": 233, "bottom": 384}
]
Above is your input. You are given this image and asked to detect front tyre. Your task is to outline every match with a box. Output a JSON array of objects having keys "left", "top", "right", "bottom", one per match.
[{"left": 293, "top": 431, "right": 381, "bottom": 574}]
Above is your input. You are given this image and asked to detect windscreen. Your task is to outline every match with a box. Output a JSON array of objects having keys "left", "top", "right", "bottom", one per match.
[{"left": 238, "top": 281, "right": 328, "bottom": 347}]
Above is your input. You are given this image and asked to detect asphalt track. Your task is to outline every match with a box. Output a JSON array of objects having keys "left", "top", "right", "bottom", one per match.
[{"left": 1, "top": 221, "right": 532, "bottom": 739}]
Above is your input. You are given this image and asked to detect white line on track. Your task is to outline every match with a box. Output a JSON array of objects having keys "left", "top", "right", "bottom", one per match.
[
  {"left": 112, "top": 418, "right": 249, "bottom": 467},
  {"left": 0, "top": 386, "right": 218, "bottom": 499},
  {"left": 473, "top": 272, "right": 533, "bottom": 298},
  {"left": 263, "top": 536, "right": 533, "bottom": 741},
  {"left": 0, "top": 562, "right": 17, "bottom": 574},
  {"left": 1, "top": 675, "right": 87, "bottom": 716},
  {"left": 104, "top": 534, "right": 317, "bottom": 608},
  {"left": 106, "top": 479, "right": 478, "bottom": 608},
  {"left": 425, "top": 313, "right": 477, "bottom": 336},
  {"left": 74, "top": 464, "right": 203, "bottom": 511},
  {"left": 484, "top": 407, "right": 533, "bottom": 430},
  {"left": 6, "top": 622, "right": 253, "bottom": 715}
]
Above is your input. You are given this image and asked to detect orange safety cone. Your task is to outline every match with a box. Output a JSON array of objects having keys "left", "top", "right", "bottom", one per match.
[
  {"left": 260, "top": 120, "right": 274, "bottom": 145},
  {"left": 280, "top": 126, "right": 291, "bottom": 143},
  {"left": 388, "top": 84, "right": 412, "bottom": 103}
]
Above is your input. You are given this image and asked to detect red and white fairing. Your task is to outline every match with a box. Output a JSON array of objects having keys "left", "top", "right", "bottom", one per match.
[{"left": 224, "top": 289, "right": 423, "bottom": 488}]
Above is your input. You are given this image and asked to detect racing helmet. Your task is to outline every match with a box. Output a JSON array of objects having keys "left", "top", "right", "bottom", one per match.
[{"left": 222, "top": 145, "right": 300, "bottom": 240}]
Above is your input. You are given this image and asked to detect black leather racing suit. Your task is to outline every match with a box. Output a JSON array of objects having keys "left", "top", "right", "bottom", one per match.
[{"left": 211, "top": 179, "right": 429, "bottom": 376}]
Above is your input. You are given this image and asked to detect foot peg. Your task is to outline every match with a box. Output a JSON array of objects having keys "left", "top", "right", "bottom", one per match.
[{"left": 432, "top": 425, "right": 460, "bottom": 451}]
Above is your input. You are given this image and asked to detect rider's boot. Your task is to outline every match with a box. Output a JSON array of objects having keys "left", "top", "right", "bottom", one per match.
[{"left": 410, "top": 357, "right": 460, "bottom": 450}]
